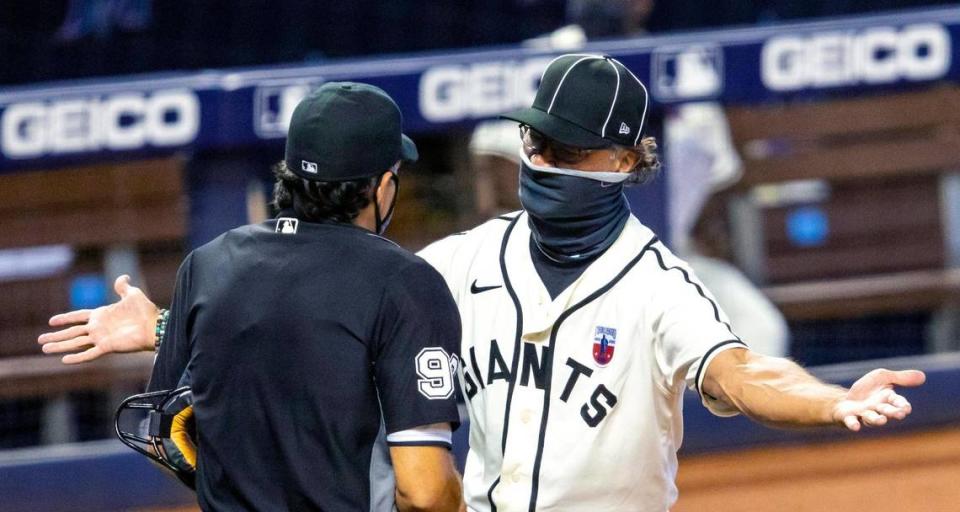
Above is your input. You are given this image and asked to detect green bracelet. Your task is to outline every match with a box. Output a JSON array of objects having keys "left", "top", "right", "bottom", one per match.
[{"left": 155, "top": 309, "right": 170, "bottom": 351}]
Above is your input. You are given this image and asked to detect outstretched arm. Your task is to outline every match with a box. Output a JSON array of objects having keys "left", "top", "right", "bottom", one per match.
[
  {"left": 702, "top": 348, "right": 926, "bottom": 431},
  {"left": 37, "top": 275, "right": 160, "bottom": 364}
]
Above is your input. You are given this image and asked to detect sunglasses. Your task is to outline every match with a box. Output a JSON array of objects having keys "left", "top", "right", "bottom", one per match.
[{"left": 519, "top": 124, "right": 609, "bottom": 166}]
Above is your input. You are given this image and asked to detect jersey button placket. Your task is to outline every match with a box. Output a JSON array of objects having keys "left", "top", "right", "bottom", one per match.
[
  {"left": 501, "top": 386, "right": 541, "bottom": 509},
  {"left": 520, "top": 408, "right": 533, "bottom": 424}
]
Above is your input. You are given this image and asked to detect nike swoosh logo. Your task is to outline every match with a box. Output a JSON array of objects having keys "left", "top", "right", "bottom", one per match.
[{"left": 470, "top": 279, "right": 502, "bottom": 294}]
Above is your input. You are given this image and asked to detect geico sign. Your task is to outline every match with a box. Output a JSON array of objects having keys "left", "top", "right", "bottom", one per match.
[
  {"left": 419, "top": 58, "right": 552, "bottom": 122},
  {"left": 762, "top": 24, "right": 950, "bottom": 91},
  {"left": 1, "top": 89, "right": 200, "bottom": 158}
]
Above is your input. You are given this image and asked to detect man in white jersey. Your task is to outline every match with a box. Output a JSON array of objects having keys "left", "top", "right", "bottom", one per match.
[
  {"left": 421, "top": 54, "right": 924, "bottom": 510},
  {"left": 40, "top": 54, "right": 925, "bottom": 512},
  {"left": 422, "top": 54, "right": 804, "bottom": 510}
]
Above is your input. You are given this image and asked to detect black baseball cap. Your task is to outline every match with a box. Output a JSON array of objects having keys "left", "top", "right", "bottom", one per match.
[
  {"left": 501, "top": 54, "right": 648, "bottom": 149},
  {"left": 285, "top": 82, "right": 418, "bottom": 181}
]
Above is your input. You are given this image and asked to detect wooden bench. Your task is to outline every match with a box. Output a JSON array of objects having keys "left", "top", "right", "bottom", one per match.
[
  {"left": 722, "top": 86, "right": 960, "bottom": 319},
  {"left": 0, "top": 159, "right": 185, "bottom": 358},
  {"left": 0, "top": 158, "right": 187, "bottom": 250},
  {"left": 0, "top": 353, "right": 154, "bottom": 400}
]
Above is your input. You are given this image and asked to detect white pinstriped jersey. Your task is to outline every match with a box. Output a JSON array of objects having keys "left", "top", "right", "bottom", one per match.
[{"left": 418, "top": 212, "right": 747, "bottom": 512}]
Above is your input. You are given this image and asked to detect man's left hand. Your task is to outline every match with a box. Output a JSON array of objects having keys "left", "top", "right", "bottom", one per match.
[{"left": 832, "top": 369, "right": 926, "bottom": 431}]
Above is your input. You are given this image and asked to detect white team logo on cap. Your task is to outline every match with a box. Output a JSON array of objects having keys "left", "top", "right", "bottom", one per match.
[
  {"left": 276, "top": 217, "right": 299, "bottom": 234},
  {"left": 301, "top": 160, "right": 318, "bottom": 174},
  {"left": 618, "top": 122, "right": 631, "bottom": 135}
]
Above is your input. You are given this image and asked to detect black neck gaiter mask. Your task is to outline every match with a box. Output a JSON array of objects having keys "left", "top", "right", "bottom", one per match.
[{"left": 518, "top": 152, "right": 630, "bottom": 264}]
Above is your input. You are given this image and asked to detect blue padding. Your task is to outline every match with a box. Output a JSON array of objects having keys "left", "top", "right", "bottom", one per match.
[{"left": 0, "top": 441, "right": 195, "bottom": 512}]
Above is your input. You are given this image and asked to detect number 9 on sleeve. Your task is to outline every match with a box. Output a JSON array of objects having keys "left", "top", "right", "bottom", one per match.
[{"left": 416, "top": 347, "right": 457, "bottom": 399}]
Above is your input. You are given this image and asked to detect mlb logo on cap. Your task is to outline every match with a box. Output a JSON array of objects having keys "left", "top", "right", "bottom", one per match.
[
  {"left": 284, "top": 82, "right": 418, "bottom": 182},
  {"left": 301, "top": 160, "right": 318, "bottom": 174}
]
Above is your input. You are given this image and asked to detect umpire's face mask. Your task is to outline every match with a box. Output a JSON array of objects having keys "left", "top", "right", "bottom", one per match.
[
  {"left": 373, "top": 168, "right": 399, "bottom": 235},
  {"left": 518, "top": 150, "right": 631, "bottom": 262}
]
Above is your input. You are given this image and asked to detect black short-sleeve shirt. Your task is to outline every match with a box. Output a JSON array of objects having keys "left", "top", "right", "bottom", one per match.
[{"left": 148, "top": 214, "right": 462, "bottom": 512}]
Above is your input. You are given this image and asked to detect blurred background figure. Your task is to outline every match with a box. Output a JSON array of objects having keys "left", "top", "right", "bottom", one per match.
[
  {"left": 665, "top": 102, "right": 790, "bottom": 357},
  {"left": 468, "top": 120, "right": 523, "bottom": 221}
]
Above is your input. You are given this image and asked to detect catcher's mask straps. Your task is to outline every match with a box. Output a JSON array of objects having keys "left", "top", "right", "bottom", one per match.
[{"left": 115, "top": 386, "right": 197, "bottom": 489}]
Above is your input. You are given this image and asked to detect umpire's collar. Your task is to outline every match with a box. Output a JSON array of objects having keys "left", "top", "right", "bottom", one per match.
[{"left": 273, "top": 208, "right": 373, "bottom": 234}]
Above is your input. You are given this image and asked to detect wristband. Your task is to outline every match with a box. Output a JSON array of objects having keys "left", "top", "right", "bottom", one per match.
[{"left": 155, "top": 309, "right": 170, "bottom": 351}]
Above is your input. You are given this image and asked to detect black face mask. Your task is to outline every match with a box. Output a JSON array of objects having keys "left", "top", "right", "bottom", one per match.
[
  {"left": 373, "top": 171, "right": 399, "bottom": 235},
  {"left": 518, "top": 153, "right": 630, "bottom": 263}
]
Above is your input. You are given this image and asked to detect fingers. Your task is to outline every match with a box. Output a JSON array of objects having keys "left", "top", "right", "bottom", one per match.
[
  {"left": 114, "top": 275, "right": 132, "bottom": 297},
  {"left": 875, "top": 368, "right": 926, "bottom": 388},
  {"left": 860, "top": 410, "right": 887, "bottom": 427},
  {"left": 40, "top": 336, "right": 92, "bottom": 355},
  {"left": 61, "top": 346, "right": 104, "bottom": 365},
  {"left": 848, "top": 391, "right": 913, "bottom": 430},
  {"left": 843, "top": 415, "right": 861, "bottom": 431},
  {"left": 38, "top": 324, "right": 89, "bottom": 346},
  {"left": 890, "top": 394, "right": 911, "bottom": 413},
  {"left": 883, "top": 392, "right": 912, "bottom": 417},
  {"left": 865, "top": 388, "right": 912, "bottom": 423},
  {"left": 875, "top": 403, "right": 906, "bottom": 420},
  {"left": 873, "top": 388, "right": 894, "bottom": 402},
  {"left": 46, "top": 309, "right": 92, "bottom": 328}
]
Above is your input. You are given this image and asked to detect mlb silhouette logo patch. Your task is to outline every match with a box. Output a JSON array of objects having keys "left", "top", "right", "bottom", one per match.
[
  {"left": 651, "top": 44, "right": 723, "bottom": 101},
  {"left": 593, "top": 326, "right": 617, "bottom": 367},
  {"left": 301, "top": 160, "right": 318, "bottom": 174},
  {"left": 276, "top": 217, "right": 299, "bottom": 234}
]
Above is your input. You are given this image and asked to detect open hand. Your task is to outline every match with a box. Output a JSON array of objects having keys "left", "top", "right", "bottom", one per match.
[
  {"left": 833, "top": 369, "right": 926, "bottom": 431},
  {"left": 37, "top": 275, "right": 160, "bottom": 364}
]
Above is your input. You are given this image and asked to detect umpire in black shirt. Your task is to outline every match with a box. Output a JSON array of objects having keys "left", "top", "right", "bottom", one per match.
[{"left": 148, "top": 83, "right": 464, "bottom": 511}]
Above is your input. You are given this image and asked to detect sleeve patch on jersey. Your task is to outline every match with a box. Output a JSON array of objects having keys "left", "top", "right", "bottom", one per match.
[{"left": 415, "top": 347, "right": 458, "bottom": 400}]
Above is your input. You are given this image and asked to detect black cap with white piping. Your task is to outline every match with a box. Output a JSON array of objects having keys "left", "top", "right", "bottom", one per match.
[{"left": 501, "top": 54, "right": 649, "bottom": 149}]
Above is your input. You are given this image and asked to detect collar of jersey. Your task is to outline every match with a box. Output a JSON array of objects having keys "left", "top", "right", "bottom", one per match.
[
  {"left": 270, "top": 210, "right": 401, "bottom": 248},
  {"left": 502, "top": 212, "right": 654, "bottom": 337},
  {"left": 273, "top": 209, "right": 371, "bottom": 233}
]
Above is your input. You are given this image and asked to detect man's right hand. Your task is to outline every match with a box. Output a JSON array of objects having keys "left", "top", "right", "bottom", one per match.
[{"left": 38, "top": 275, "right": 160, "bottom": 364}]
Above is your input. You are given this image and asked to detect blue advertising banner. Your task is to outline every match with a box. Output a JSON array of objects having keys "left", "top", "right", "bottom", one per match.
[{"left": 0, "top": 6, "right": 957, "bottom": 172}]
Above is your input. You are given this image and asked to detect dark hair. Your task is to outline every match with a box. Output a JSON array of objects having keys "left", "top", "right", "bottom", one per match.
[{"left": 272, "top": 161, "right": 379, "bottom": 223}]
